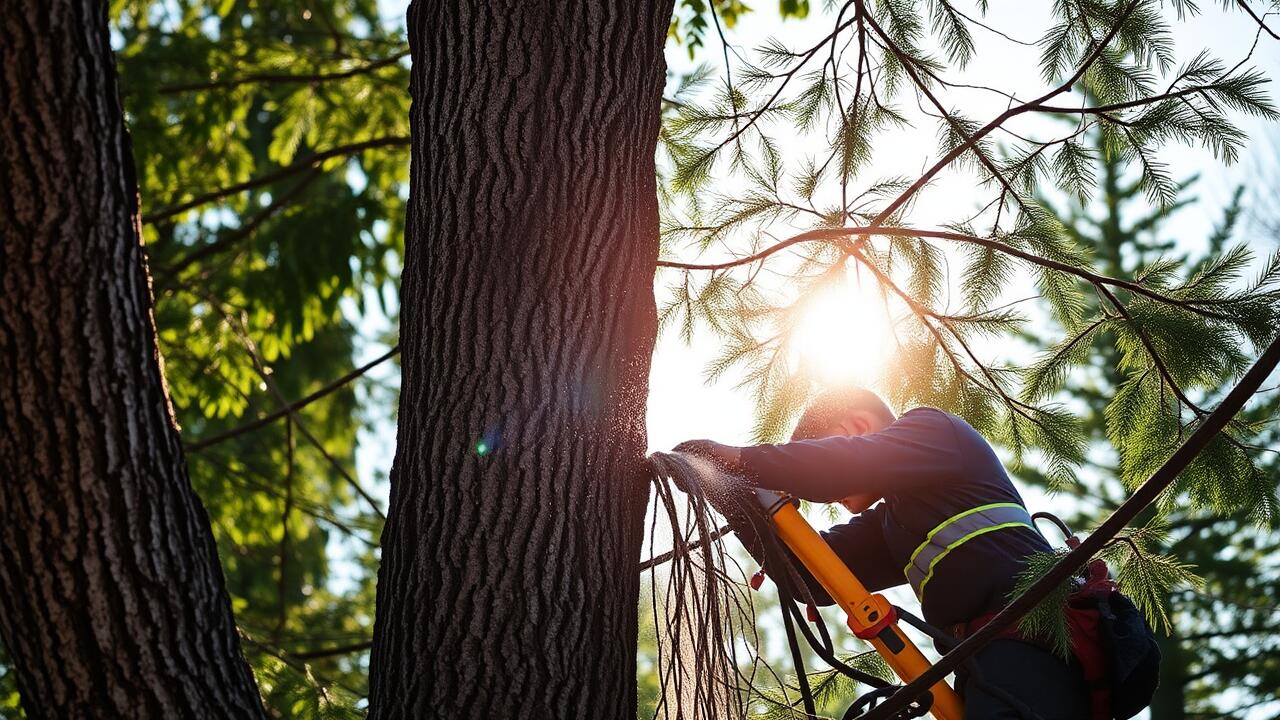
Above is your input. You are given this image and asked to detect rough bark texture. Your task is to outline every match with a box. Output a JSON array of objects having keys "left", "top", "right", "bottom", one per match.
[
  {"left": 368, "top": 1, "right": 672, "bottom": 717},
  {"left": 0, "top": 3, "right": 266, "bottom": 718}
]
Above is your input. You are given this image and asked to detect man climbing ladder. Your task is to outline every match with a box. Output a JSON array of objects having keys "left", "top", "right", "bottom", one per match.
[{"left": 676, "top": 387, "right": 1091, "bottom": 719}]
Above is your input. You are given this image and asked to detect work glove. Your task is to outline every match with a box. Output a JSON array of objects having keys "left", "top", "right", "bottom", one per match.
[{"left": 671, "top": 439, "right": 742, "bottom": 471}]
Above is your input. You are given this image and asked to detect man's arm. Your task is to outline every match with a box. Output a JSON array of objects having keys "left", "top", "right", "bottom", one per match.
[
  {"left": 751, "top": 506, "right": 904, "bottom": 606},
  {"left": 737, "top": 409, "right": 961, "bottom": 502}
]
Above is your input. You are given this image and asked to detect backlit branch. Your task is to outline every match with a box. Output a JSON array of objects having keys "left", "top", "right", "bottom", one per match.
[
  {"left": 156, "top": 49, "right": 409, "bottom": 95},
  {"left": 143, "top": 135, "right": 409, "bottom": 224}
]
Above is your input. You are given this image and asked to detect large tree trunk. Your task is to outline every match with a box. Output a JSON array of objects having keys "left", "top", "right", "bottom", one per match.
[
  {"left": 368, "top": 1, "right": 672, "bottom": 717},
  {"left": 0, "top": 3, "right": 265, "bottom": 718}
]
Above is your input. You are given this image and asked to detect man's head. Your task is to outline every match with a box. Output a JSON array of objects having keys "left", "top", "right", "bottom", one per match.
[
  {"left": 791, "top": 387, "right": 897, "bottom": 442},
  {"left": 791, "top": 387, "right": 897, "bottom": 515}
]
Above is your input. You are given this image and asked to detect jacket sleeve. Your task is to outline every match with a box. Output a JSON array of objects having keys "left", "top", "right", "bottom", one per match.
[
  {"left": 822, "top": 506, "right": 905, "bottom": 593},
  {"left": 736, "top": 408, "right": 961, "bottom": 502}
]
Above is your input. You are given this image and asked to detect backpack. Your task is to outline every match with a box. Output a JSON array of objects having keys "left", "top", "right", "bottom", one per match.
[
  {"left": 1066, "top": 559, "right": 1162, "bottom": 720},
  {"left": 1095, "top": 590, "right": 1161, "bottom": 719}
]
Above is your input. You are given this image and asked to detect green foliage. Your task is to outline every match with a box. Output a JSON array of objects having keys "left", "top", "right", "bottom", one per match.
[
  {"left": 0, "top": 1, "right": 413, "bottom": 716},
  {"left": 1021, "top": 123, "right": 1280, "bottom": 714},
  {"left": 0, "top": 644, "right": 22, "bottom": 719},
  {"left": 1009, "top": 549, "right": 1076, "bottom": 659},
  {"left": 750, "top": 650, "right": 893, "bottom": 720}
]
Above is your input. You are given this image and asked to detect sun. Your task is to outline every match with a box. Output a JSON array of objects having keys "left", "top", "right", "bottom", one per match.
[{"left": 790, "top": 267, "right": 896, "bottom": 387}]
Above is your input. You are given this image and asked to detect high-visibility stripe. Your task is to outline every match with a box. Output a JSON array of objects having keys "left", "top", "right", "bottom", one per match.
[{"left": 903, "top": 502, "right": 1036, "bottom": 601}]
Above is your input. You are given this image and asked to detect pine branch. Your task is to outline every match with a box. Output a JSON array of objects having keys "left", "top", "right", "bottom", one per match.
[
  {"left": 658, "top": 225, "right": 1237, "bottom": 322},
  {"left": 866, "top": 0, "right": 1146, "bottom": 227}
]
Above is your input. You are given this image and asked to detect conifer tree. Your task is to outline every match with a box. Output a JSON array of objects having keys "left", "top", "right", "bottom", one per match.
[{"left": 1022, "top": 132, "right": 1280, "bottom": 717}]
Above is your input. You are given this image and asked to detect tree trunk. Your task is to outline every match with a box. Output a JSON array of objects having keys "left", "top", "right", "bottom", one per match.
[
  {"left": 368, "top": 1, "right": 672, "bottom": 717},
  {"left": 0, "top": 3, "right": 265, "bottom": 718},
  {"left": 1149, "top": 630, "right": 1188, "bottom": 720}
]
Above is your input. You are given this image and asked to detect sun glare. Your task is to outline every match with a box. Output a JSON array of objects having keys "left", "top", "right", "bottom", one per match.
[{"left": 790, "top": 269, "right": 896, "bottom": 387}]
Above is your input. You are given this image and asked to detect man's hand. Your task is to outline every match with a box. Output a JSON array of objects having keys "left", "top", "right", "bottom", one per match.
[
  {"left": 838, "top": 493, "right": 879, "bottom": 514},
  {"left": 672, "top": 439, "right": 742, "bottom": 469}
]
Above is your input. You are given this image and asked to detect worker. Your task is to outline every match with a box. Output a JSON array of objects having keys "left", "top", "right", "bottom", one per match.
[{"left": 675, "top": 387, "right": 1090, "bottom": 719}]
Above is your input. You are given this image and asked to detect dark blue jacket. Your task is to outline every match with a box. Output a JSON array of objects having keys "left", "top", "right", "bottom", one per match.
[{"left": 738, "top": 407, "right": 1051, "bottom": 627}]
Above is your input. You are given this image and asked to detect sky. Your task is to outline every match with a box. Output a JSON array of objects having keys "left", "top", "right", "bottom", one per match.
[{"left": 645, "top": 0, "right": 1280, "bottom": 454}]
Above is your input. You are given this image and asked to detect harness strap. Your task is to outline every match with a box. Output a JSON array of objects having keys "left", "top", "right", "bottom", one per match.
[{"left": 903, "top": 502, "right": 1036, "bottom": 600}]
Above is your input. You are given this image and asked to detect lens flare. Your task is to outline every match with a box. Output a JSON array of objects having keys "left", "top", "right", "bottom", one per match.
[{"left": 791, "top": 269, "right": 895, "bottom": 386}]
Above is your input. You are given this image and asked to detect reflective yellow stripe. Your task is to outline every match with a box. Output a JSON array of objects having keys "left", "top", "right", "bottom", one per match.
[
  {"left": 913, "top": 521, "right": 1034, "bottom": 599},
  {"left": 903, "top": 502, "right": 1024, "bottom": 577}
]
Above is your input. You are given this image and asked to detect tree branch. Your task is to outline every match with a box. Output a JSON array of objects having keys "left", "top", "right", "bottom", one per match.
[
  {"left": 1236, "top": 0, "right": 1280, "bottom": 41},
  {"left": 659, "top": 225, "right": 1234, "bottom": 321},
  {"left": 866, "top": 0, "right": 1144, "bottom": 227},
  {"left": 155, "top": 167, "right": 323, "bottom": 287},
  {"left": 185, "top": 344, "right": 399, "bottom": 452},
  {"left": 156, "top": 50, "right": 409, "bottom": 94},
  {"left": 142, "top": 136, "right": 409, "bottom": 224}
]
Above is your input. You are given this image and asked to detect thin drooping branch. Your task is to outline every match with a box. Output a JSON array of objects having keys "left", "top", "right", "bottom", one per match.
[
  {"left": 203, "top": 451, "right": 378, "bottom": 548},
  {"left": 155, "top": 167, "right": 324, "bottom": 286},
  {"left": 274, "top": 418, "right": 295, "bottom": 641},
  {"left": 862, "top": 10, "right": 1030, "bottom": 218},
  {"left": 156, "top": 49, "right": 409, "bottom": 94},
  {"left": 143, "top": 135, "right": 409, "bottom": 224},
  {"left": 859, "top": 329, "right": 1280, "bottom": 720},
  {"left": 866, "top": 0, "right": 1145, "bottom": 227},
  {"left": 659, "top": 225, "right": 1234, "bottom": 321},
  {"left": 210, "top": 301, "right": 388, "bottom": 520},
  {"left": 638, "top": 523, "right": 734, "bottom": 572},
  {"left": 185, "top": 344, "right": 399, "bottom": 452},
  {"left": 702, "top": 13, "right": 860, "bottom": 157}
]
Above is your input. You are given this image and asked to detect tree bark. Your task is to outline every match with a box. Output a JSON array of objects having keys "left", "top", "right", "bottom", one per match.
[
  {"left": 369, "top": 1, "right": 672, "bottom": 717},
  {"left": 0, "top": 3, "right": 265, "bottom": 718}
]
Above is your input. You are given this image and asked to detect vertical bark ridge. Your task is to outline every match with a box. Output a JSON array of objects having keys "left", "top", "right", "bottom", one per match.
[
  {"left": 370, "top": 0, "right": 673, "bottom": 717},
  {"left": 0, "top": 3, "right": 266, "bottom": 718}
]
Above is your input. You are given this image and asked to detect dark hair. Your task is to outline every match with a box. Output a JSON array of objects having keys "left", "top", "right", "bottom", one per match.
[{"left": 791, "top": 387, "right": 897, "bottom": 440}]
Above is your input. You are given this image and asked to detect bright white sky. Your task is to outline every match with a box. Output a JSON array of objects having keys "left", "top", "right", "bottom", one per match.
[{"left": 646, "top": 0, "right": 1280, "bottom": 454}]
